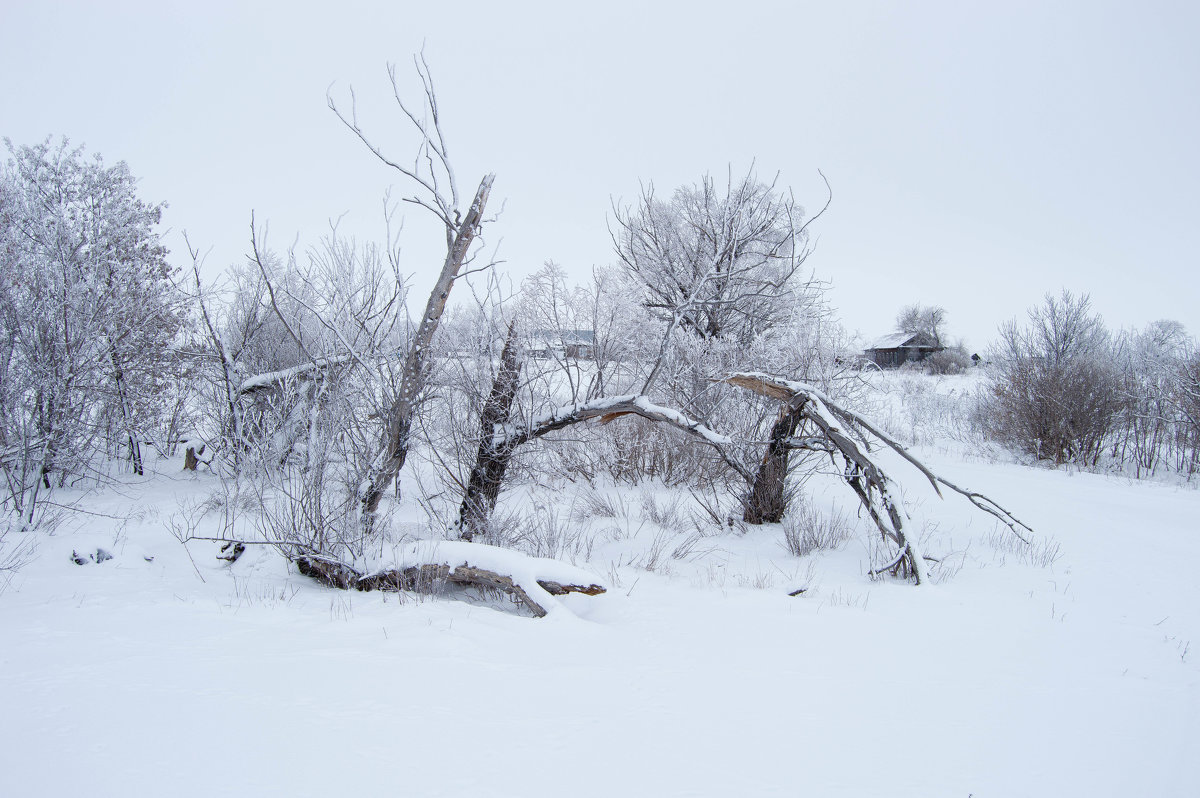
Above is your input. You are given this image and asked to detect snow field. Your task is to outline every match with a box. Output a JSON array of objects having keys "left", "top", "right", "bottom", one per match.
[{"left": 0, "top": 373, "right": 1196, "bottom": 797}]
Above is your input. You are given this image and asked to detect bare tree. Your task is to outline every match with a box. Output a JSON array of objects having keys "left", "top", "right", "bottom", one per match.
[
  {"left": 1175, "top": 350, "right": 1200, "bottom": 475},
  {"left": 182, "top": 56, "right": 497, "bottom": 568},
  {"left": 612, "top": 169, "right": 830, "bottom": 394},
  {"left": 895, "top": 302, "right": 947, "bottom": 347},
  {"left": 1113, "top": 320, "right": 1200, "bottom": 477},
  {"left": 982, "top": 291, "right": 1122, "bottom": 466},
  {"left": 327, "top": 59, "right": 496, "bottom": 527},
  {"left": 455, "top": 320, "right": 524, "bottom": 540}
]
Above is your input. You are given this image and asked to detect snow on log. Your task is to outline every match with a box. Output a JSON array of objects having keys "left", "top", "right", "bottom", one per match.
[
  {"left": 294, "top": 540, "right": 606, "bottom": 618},
  {"left": 238, "top": 356, "right": 346, "bottom": 395},
  {"left": 234, "top": 352, "right": 391, "bottom": 395}
]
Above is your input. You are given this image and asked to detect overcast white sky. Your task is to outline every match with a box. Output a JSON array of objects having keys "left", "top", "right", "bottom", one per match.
[{"left": 3, "top": 0, "right": 1197, "bottom": 349}]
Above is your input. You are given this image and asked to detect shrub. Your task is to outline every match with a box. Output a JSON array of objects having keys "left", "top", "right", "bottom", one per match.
[
  {"left": 979, "top": 291, "right": 1122, "bottom": 466},
  {"left": 923, "top": 346, "right": 973, "bottom": 375},
  {"left": 781, "top": 499, "right": 853, "bottom": 557}
]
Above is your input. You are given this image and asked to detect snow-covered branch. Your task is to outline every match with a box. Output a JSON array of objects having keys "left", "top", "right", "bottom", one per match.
[{"left": 495, "top": 394, "right": 731, "bottom": 451}]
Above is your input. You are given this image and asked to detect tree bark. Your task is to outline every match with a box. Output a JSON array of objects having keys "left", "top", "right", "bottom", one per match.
[
  {"left": 450, "top": 394, "right": 734, "bottom": 537},
  {"left": 457, "top": 320, "right": 523, "bottom": 541},
  {"left": 743, "top": 403, "right": 803, "bottom": 524}
]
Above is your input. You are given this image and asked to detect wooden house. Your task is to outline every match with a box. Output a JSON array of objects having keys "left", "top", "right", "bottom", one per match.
[
  {"left": 529, "top": 329, "right": 595, "bottom": 360},
  {"left": 863, "top": 331, "right": 943, "bottom": 368}
]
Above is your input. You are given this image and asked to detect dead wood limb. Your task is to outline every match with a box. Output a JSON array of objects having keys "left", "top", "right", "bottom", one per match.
[
  {"left": 216, "top": 542, "right": 246, "bottom": 563},
  {"left": 237, "top": 355, "right": 357, "bottom": 396},
  {"left": 446, "top": 565, "right": 548, "bottom": 617},
  {"left": 868, "top": 549, "right": 909, "bottom": 578},
  {"left": 744, "top": 403, "right": 804, "bottom": 524},
  {"left": 295, "top": 555, "right": 362, "bottom": 589},
  {"left": 537, "top": 580, "right": 607, "bottom": 596},
  {"left": 497, "top": 395, "right": 731, "bottom": 451},
  {"left": 292, "top": 554, "right": 605, "bottom": 618},
  {"left": 922, "top": 475, "right": 1034, "bottom": 545},
  {"left": 450, "top": 394, "right": 737, "bottom": 539}
]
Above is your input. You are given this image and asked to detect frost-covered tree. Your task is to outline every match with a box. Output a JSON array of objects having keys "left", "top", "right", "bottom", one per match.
[
  {"left": 981, "top": 291, "right": 1122, "bottom": 466},
  {"left": 613, "top": 171, "right": 828, "bottom": 395},
  {"left": 1111, "top": 320, "right": 1200, "bottom": 477},
  {"left": 895, "top": 303, "right": 947, "bottom": 347},
  {"left": 195, "top": 56, "right": 496, "bottom": 563},
  {"left": 609, "top": 171, "right": 851, "bottom": 521},
  {"left": 0, "top": 138, "right": 183, "bottom": 518}
]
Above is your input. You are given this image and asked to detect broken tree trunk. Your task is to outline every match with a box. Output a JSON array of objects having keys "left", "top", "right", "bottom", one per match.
[
  {"left": 725, "top": 373, "right": 1035, "bottom": 585},
  {"left": 359, "top": 174, "right": 495, "bottom": 523},
  {"left": 457, "top": 320, "right": 524, "bottom": 541},
  {"left": 743, "top": 404, "right": 804, "bottom": 524}
]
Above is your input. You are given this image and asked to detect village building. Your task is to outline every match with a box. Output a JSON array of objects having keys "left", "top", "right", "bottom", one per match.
[
  {"left": 528, "top": 329, "right": 596, "bottom": 360},
  {"left": 862, "top": 331, "right": 943, "bottom": 368}
]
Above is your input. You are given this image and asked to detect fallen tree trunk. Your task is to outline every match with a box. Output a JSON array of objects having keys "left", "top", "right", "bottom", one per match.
[
  {"left": 495, "top": 394, "right": 732, "bottom": 451},
  {"left": 293, "top": 542, "right": 607, "bottom": 618}
]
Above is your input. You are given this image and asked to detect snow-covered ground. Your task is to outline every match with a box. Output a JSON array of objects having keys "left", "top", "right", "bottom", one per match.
[{"left": 1, "top": 373, "right": 1196, "bottom": 797}]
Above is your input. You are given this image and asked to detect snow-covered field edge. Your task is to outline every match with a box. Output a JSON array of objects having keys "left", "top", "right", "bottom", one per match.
[{"left": 0, "top": 372, "right": 1196, "bottom": 797}]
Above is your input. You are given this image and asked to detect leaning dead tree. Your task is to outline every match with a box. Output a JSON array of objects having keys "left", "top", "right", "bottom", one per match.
[
  {"left": 727, "top": 373, "right": 1034, "bottom": 584},
  {"left": 328, "top": 57, "right": 497, "bottom": 527},
  {"left": 358, "top": 175, "right": 493, "bottom": 519}
]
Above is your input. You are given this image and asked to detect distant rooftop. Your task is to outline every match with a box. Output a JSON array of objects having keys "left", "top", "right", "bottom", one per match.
[{"left": 865, "top": 331, "right": 926, "bottom": 350}]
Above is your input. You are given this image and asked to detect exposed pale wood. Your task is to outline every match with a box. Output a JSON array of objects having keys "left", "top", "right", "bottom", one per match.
[{"left": 445, "top": 565, "right": 548, "bottom": 617}]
